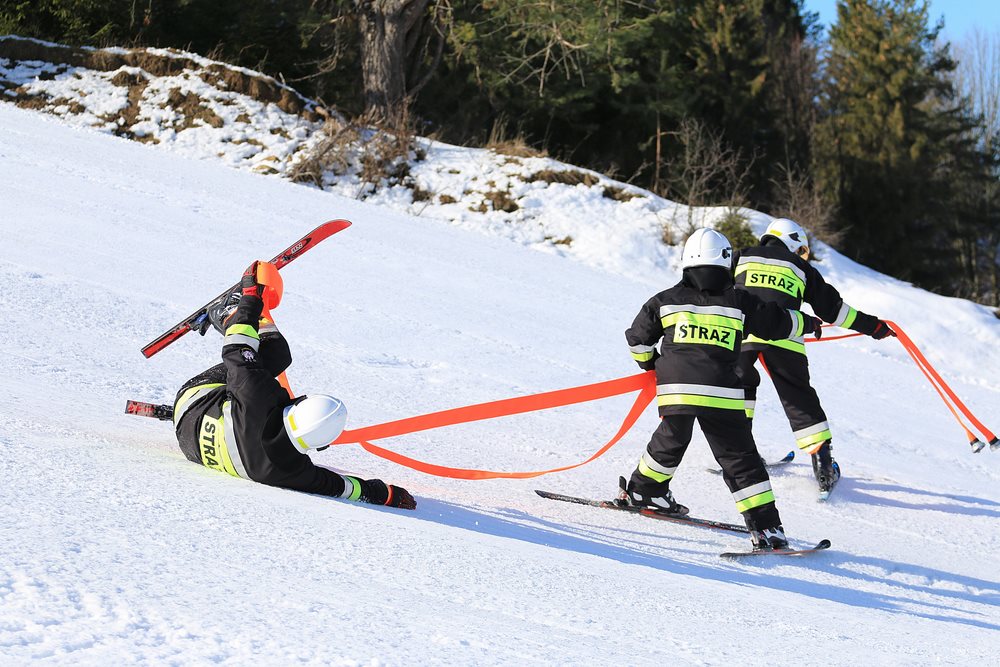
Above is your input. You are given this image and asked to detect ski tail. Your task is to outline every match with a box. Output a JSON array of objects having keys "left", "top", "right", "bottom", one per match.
[
  {"left": 140, "top": 219, "right": 352, "bottom": 358},
  {"left": 534, "top": 489, "right": 749, "bottom": 534},
  {"left": 125, "top": 400, "right": 174, "bottom": 421}
]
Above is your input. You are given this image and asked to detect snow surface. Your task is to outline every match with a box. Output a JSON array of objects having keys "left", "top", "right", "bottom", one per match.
[{"left": 2, "top": 103, "right": 1000, "bottom": 665}]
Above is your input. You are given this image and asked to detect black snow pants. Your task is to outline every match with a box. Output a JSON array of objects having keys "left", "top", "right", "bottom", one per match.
[{"left": 630, "top": 413, "right": 782, "bottom": 531}]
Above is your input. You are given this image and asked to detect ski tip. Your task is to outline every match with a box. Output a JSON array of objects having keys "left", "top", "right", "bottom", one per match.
[
  {"left": 816, "top": 539, "right": 832, "bottom": 549},
  {"left": 781, "top": 450, "right": 796, "bottom": 462}
]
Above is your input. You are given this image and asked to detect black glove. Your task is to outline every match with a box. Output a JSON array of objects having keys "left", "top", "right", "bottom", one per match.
[
  {"left": 361, "top": 478, "right": 417, "bottom": 510},
  {"left": 240, "top": 260, "right": 265, "bottom": 299},
  {"left": 801, "top": 314, "right": 824, "bottom": 340},
  {"left": 870, "top": 320, "right": 896, "bottom": 340}
]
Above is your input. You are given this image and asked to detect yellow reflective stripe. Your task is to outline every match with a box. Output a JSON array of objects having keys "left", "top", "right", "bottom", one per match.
[
  {"left": 198, "top": 413, "right": 238, "bottom": 477},
  {"left": 657, "top": 394, "right": 745, "bottom": 410},
  {"left": 342, "top": 475, "right": 363, "bottom": 501},
  {"left": 735, "top": 490, "right": 776, "bottom": 512},
  {"left": 638, "top": 457, "right": 672, "bottom": 483},
  {"left": 663, "top": 312, "right": 743, "bottom": 351},
  {"left": 793, "top": 311, "right": 805, "bottom": 337},
  {"left": 736, "top": 262, "right": 805, "bottom": 298},
  {"left": 631, "top": 350, "right": 655, "bottom": 362},
  {"left": 797, "top": 429, "right": 832, "bottom": 449},
  {"left": 224, "top": 323, "right": 260, "bottom": 350},
  {"left": 744, "top": 334, "right": 806, "bottom": 355},
  {"left": 173, "top": 383, "right": 224, "bottom": 423},
  {"left": 225, "top": 323, "right": 258, "bottom": 339},
  {"left": 842, "top": 307, "right": 858, "bottom": 329}
]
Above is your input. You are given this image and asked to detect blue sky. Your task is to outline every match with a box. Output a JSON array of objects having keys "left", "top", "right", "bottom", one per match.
[{"left": 805, "top": 1, "right": 1000, "bottom": 40}]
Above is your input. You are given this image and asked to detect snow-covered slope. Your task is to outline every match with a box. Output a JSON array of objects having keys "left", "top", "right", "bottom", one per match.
[{"left": 2, "top": 103, "right": 1000, "bottom": 666}]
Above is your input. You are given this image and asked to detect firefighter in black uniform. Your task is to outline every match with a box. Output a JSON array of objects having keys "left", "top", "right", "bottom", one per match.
[
  {"left": 734, "top": 218, "right": 894, "bottom": 496},
  {"left": 621, "top": 228, "right": 822, "bottom": 550},
  {"left": 173, "top": 260, "right": 416, "bottom": 509}
]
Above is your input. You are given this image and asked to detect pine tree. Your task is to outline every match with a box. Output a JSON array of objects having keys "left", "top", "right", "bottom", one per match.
[{"left": 815, "top": 0, "right": 978, "bottom": 286}]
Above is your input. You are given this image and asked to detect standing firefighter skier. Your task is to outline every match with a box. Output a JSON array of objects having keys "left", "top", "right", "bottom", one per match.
[
  {"left": 172, "top": 260, "right": 416, "bottom": 509},
  {"left": 734, "top": 218, "right": 894, "bottom": 498},
  {"left": 620, "top": 228, "right": 822, "bottom": 550}
]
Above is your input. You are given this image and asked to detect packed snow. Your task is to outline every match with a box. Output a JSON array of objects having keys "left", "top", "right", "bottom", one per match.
[{"left": 2, "top": 96, "right": 1000, "bottom": 665}]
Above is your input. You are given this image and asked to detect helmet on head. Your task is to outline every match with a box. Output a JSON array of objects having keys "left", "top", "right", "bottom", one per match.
[
  {"left": 762, "top": 218, "right": 809, "bottom": 257},
  {"left": 681, "top": 228, "right": 733, "bottom": 270},
  {"left": 283, "top": 394, "right": 347, "bottom": 453}
]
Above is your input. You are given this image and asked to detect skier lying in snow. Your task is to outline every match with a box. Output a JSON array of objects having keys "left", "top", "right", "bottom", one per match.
[
  {"left": 620, "top": 228, "right": 822, "bottom": 550},
  {"left": 734, "top": 218, "right": 895, "bottom": 499},
  {"left": 172, "top": 260, "right": 416, "bottom": 509}
]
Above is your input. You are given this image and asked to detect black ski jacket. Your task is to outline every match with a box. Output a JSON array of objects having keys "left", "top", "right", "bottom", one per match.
[
  {"left": 172, "top": 295, "right": 347, "bottom": 496},
  {"left": 626, "top": 271, "right": 811, "bottom": 417},
  {"left": 734, "top": 240, "right": 879, "bottom": 353}
]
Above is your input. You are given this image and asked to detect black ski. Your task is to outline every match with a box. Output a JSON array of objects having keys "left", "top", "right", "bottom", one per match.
[
  {"left": 707, "top": 450, "right": 795, "bottom": 475},
  {"left": 141, "top": 219, "right": 351, "bottom": 358},
  {"left": 534, "top": 489, "right": 749, "bottom": 534},
  {"left": 720, "top": 539, "right": 831, "bottom": 559}
]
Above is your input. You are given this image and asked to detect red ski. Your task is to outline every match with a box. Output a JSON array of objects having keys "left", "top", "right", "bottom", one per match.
[
  {"left": 141, "top": 220, "right": 352, "bottom": 358},
  {"left": 125, "top": 400, "right": 174, "bottom": 421}
]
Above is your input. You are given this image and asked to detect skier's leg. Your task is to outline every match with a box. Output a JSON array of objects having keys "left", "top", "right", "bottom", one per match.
[
  {"left": 762, "top": 347, "right": 830, "bottom": 455},
  {"left": 622, "top": 416, "right": 693, "bottom": 513},
  {"left": 699, "top": 412, "right": 787, "bottom": 549},
  {"left": 762, "top": 347, "right": 839, "bottom": 492},
  {"left": 257, "top": 315, "right": 292, "bottom": 378},
  {"left": 736, "top": 350, "right": 762, "bottom": 421}
]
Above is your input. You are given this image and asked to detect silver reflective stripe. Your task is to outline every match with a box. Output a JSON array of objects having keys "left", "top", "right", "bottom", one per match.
[
  {"left": 259, "top": 322, "right": 279, "bottom": 335},
  {"left": 659, "top": 303, "right": 744, "bottom": 322},
  {"left": 732, "top": 480, "right": 772, "bottom": 502},
  {"left": 338, "top": 475, "right": 354, "bottom": 498},
  {"left": 793, "top": 421, "right": 831, "bottom": 439},
  {"left": 174, "top": 385, "right": 221, "bottom": 425},
  {"left": 641, "top": 452, "right": 677, "bottom": 476},
  {"left": 788, "top": 310, "right": 799, "bottom": 336},
  {"left": 222, "top": 401, "right": 250, "bottom": 479},
  {"left": 736, "top": 256, "right": 806, "bottom": 284},
  {"left": 224, "top": 334, "right": 260, "bottom": 351},
  {"left": 657, "top": 383, "right": 745, "bottom": 399},
  {"left": 745, "top": 400, "right": 756, "bottom": 411},
  {"left": 833, "top": 303, "right": 852, "bottom": 327},
  {"left": 629, "top": 344, "right": 656, "bottom": 354}
]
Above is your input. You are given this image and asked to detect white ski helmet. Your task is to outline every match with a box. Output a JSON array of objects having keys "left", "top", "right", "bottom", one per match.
[
  {"left": 762, "top": 218, "right": 809, "bottom": 256},
  {"left": 283, "top": 394, "right": 347, "bottom": 453},
  {"left": 681, "top": 228, "right": 733, "bottom": 269}
]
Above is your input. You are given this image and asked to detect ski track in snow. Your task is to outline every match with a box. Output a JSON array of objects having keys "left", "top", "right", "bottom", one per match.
[{"left": 2, "top": 104, "right": 1000, "bottom": 665}]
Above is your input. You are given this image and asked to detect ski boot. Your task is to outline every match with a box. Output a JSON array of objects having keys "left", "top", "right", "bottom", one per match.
[
  {"left": 749, "top": 525, "right": 789, "bottom": 551},
  {"left": 195, "top": 287, "right": 242, "bottom": 336},
  {"left": 811, "top": 441, "right": 841, "bottom": 500},
  {"left": 616, "top": 476, "right": 689, "bottom": 515}
]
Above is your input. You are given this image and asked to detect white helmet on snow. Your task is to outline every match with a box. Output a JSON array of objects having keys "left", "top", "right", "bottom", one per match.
[
  {"left": 762, "top": 218, "right": 809, "bottom": 257},
  {"left": 681, "top": 228, "right": 733, "bottom": 269},
  {"left": 283, "top": 394, "right": 347, "bottom": 453}
]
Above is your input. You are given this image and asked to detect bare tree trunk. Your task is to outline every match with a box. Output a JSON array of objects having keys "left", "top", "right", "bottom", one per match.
[{"left": 356, "top": 0, "right": 431, "bottom": 124}]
